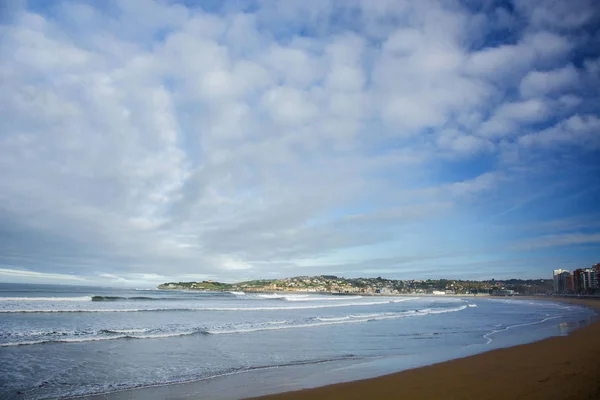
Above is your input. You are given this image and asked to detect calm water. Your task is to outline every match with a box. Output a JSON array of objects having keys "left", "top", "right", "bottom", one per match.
[{"left": 0, "top": 283, "right": 595, "bottom": 400}]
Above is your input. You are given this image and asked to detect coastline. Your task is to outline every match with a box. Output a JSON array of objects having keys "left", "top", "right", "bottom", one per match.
[
  {"left": 247, "top": 296, "right": 600, "bottom": 400},
  {"left": 73, "top": 296, "right": 598, "bottom": 400}
]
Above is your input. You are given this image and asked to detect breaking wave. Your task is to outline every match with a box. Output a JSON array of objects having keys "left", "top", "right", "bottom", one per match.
[
  {"left": 91, "top": 296, "right": 166, "bottom": 301},
  {"left": 99, "top": 328, "right": 149, "bottom": 334},
  {"left": 0, "top": 298, "right": 419, "bottom": 313},
  {"left": 482, "top": 315, "right": 563, "bottom": 345},
  {"left": 253, "top": 294, "right": 363, "bottom": 301},
  {"left": 0, "top": 305, "right": 471, "bottom": 347},
  {"left": 205, "top": 306, "right": 468, "bottom": 335},
  {"left": 0, "top": 297, "right": 92, "bottom": 302},
  {"left": 0, "top": 330, "right": 211, "bottom": 347}
]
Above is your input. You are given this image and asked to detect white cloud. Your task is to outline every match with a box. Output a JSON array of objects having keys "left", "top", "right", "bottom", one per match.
[
  {"left": 513, "top": 0, "right": 599, "bottom": 29},
  {"left": 479, "top": 99, "right": 550, "bottom": 138},
  {"left": 436, "top": 129, "right": 493, "bottom": 156},
  {"left": 464, "top": 31, "right": 572, "bottom": 84},
  {"left": 0, "top": 268, "right": 87, "bottom": 282},
  {"left": 519, "top": 114, "right": 600, "bottom": 149},
  {"left": 0, "top": 0, "right": 598, "bottom": 283},
  {"left": 520, "top": 64, "right": 580, "bottom": 98}
]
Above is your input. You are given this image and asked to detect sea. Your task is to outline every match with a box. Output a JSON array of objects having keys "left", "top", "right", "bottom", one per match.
[{"left": 0, "top": 283, "right": 596, "bottom": 400}]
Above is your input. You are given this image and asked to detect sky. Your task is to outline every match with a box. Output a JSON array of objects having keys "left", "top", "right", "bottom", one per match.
[{"left": 0, "top": 0, "right": 599, "bottom": 287}]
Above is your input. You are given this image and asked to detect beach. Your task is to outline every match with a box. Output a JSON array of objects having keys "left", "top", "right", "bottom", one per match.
[
  {"left": 250, "top": 297, "right": 600, "bottom": 400},
  {"left": 2, "top": 289, "right": 597, "bottom": 400}
]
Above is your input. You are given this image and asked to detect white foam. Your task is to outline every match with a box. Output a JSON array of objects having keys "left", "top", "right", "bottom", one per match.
[
  {"left": 196, "top": 299, "right": 411, "bottom": 311},
  {"left": 131, "top": 332, "right": 197, "bottom": 339},
  {"left": 482, "top": 315, "right": 563, "bottom": 345},
  {"left": 0, "top": 296, "right": 91, "bottom": 302},
  {"left": 426, "top": 305, "right": 467, "bottom": 314},
  {"left": 0, "top": 304, "right": 474, "bottom": 347},
  {"left": 0, "top": 297, "right": 420, "bottom": 313},
  {"left": 283, "top": 295, "right": 363, "bottom": 302},
  {"left": 103, "top": 328, "right": 149, "bottom": 334},
  {"left": 251, "top": 294, "right": 365, "bottom": 302},
  {"left": 3, "top": 329, "right": 89, "bottom": 338},
  {"left": 0, "top": 330, "right": 205, "bottom": 347},
  {"left": 348, "top": 313, "right": 387, "bottom": 318},
  {"left": 390, "top": 298, "right": 418, "bottom": 303},
  {"left": 0, "top": 340, "right": 49, "bottom": 347},
  {"left": 207, "top": 305, "right": 470, "bottom": 335},
  {"left": 255, "top": 294, "right": 285, "bottom": 299},
  {"left": 0, "top": 308, "right": 171, "bottom": 313},
  {"left": 0, "top": 335, "right": 128, "bottom": 347},
  {"left": 316, "top": 316, "right": 351, "bottom": 322}
]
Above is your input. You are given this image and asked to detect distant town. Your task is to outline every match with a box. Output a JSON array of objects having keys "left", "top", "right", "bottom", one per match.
[
  {"left": 158, "top": 275, "right": 555, "bottom": 296},
  {"left": 553, "top": 263, "right": 600, "bottom": 295}
]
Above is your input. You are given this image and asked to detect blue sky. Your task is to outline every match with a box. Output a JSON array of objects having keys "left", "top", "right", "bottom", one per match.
[{"left": 0, "top": 0, "right": 599, "bottom": 287}]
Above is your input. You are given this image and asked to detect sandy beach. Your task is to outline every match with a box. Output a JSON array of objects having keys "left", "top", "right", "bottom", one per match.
[{"left": 249, "top": 297, "right": 600, "bottom": 400}]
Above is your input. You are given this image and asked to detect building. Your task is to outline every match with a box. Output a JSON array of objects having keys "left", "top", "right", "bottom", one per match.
[
  {"left": 553, "top": 269, "right": 572, "bottom": 294},
  {"left": 589, "top": 268, "right": 599, "bottom": 291},
  {"left": 565, "top": 274, "right": 574, "bottom": 294},
  {"left": 593, "top": 264, "right": 600, "bottom": 290},
  {"left": 573, "top": 268, "right": 598, "bottom": 294},
  {"left": 573, "top": 269, "right": 583, "bottom": 293}
]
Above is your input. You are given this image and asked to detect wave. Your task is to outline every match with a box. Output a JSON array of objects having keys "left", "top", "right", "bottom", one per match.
[
  {"left": 0, "top": 296, "right": 171, "bottom": 303},
  {"left": 0, "top": 297, "right": 419, "bottom": 313},
  {"left": 348, "top": 313, "right": 385, "bottom": 318},
  {"left": 38, "top": 354, "right": 362, "bottom": 400},
  {"left": 0, "top": 296, "right": 91, "bottom": 302},
  {"left": 0, "top": 329, "right": 94, "bottom": 338},
  {"left": 420, "top": 305, "right": 467, "bottom": 314},
  {"left": 482, "top": 314, "right": 563, "bottom": 345},
  {"left": 91, "top": 296, "right": 165, "bottom": 301},
  {"left": 0, "top": 305, "right": 473, "bottom": 347},
  {"left": 0, "top": 335, "right": 129, "bottom": 347},
  {"left": 0, "top": 329, "right": 211, "bottom": 347},
  {"left": 206, "top": 306, "right": 469, "bottom": 335},
  {"left": 99, "top": 328, "right": 149, "bottom": 334},
  {"left": 254, "top": 293, "right": 282, "bottom": 299},
  {"left": 252, "top": 294, "right": 363, "bottom": 301},
  {"left": 0, "top": 308, "right": 174, "bottom": 313},
  {"left": 317, "top": 312, "right": 403, "bottom": 322},
  {"left": 284, "top": 295, "right": 363, "bottom": 302},
  {"left": 195, "top": 298, "right": 415, "bottom": 311},
  {"left": 315, "top": 316, "right": 351, "bottom": 322}
]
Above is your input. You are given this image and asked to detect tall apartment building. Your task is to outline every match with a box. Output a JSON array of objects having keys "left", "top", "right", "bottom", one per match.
[
  {"left": 573, "top": 268, "right": 598, "bottom": 293},
  {"left": 553, "top": 269, "right": 572, "bottom": 294}
]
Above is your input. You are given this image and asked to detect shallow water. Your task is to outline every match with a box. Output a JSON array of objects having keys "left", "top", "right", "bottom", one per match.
[{"left": 0, "top": 283, "right": 595, "bottom": 400}]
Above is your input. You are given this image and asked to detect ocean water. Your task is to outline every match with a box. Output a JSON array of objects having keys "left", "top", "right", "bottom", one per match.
[{"left": 0, "top": 283, "right": 595, "bottom": 400}]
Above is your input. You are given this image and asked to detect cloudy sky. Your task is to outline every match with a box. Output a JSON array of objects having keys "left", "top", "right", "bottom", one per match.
[{"left": 1, "top": 0, "right": 599, "bottom": 287}]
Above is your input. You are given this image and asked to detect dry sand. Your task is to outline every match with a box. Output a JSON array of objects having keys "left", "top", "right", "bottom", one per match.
[{"left": 249, "top": 297, "right": 600, "bottom": 400}]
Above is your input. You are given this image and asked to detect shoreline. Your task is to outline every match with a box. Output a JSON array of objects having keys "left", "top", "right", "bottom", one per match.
[
  {"left": 247, "top": 296, "right": 600, "bottom": 400},
  {"left": 74, "top": 296, "right": 598, "bottom": 400}
]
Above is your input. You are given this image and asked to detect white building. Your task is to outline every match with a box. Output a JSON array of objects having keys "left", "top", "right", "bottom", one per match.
[{"left": 553, "top": 269, "right": 571, "bottom": 294}]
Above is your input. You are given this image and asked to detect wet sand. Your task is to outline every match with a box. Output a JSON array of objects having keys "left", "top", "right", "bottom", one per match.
[{"left": 249, "top": 297, "right": 600, "bottom": 400}]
